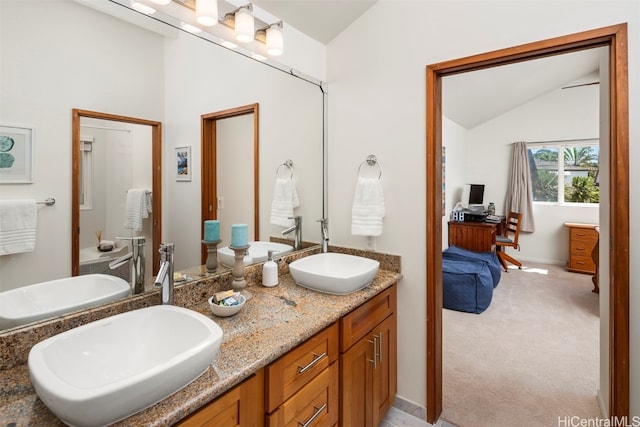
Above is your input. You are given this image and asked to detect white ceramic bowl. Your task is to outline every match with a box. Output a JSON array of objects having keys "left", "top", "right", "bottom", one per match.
[{"left": 208, "top": 293, "right": 246, "bottom": 317}]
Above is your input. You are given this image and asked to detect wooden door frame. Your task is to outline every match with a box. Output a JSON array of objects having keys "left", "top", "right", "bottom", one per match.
[
  {"left": 201, "top": 103, "right": 259, "bottom": 264},
  {"left": 72, "top": 109, "right": 162, "bottom": 275},
  {"left": 426, "top": 24, "right": 629, "bottom": 423}
]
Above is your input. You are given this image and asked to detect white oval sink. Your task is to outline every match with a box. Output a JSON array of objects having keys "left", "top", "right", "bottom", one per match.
[
  {"left": 28, "top": 305, "right": 223, "bottom": 427},
  {"left": 218, "top": 241, "right": 293, "bottom": 267},
  {"left": 0, "top": 274, "right": 130, "bottom": 330},
  {"left": 289, "top": 253, "right": 380, "bottom": 295}
]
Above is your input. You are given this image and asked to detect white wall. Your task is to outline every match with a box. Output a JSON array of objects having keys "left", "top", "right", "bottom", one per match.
[
  {"left": 0, "top": 0, "right": 164, "bottom": 288},
  {"left": 442, "top": 117, "right": 467, "bottom": 248},
  {"left": 327, "top": 0, "right": 639, "bottom": 416},
  {"left": 217, "top": 115, "right": 255, "bottom": 244}
]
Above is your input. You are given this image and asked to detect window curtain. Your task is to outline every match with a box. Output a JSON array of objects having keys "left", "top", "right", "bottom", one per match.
[{"left": 504, "top": 141, "right": 535, "bottom": 232}]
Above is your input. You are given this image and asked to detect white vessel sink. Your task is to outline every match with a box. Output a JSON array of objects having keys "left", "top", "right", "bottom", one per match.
[
  {"left": 0, "top": 274, "right": 130, "bottom": 330},
  {"left": 28, "top": 305, "right": 223, "bottom": 427},
  {"left": 289, "top": 253, "right": 380, "bottom": 295},
  {"left": 218, "top": 241, "right": 293, "bottom": 267}
]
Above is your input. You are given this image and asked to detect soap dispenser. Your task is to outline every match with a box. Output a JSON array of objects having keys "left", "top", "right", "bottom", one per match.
[{"left": 262, "top": 250, "right": 278, "bottom": 287}]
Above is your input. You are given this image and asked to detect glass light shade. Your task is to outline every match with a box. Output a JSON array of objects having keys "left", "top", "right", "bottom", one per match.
[
  {"left": 196, "top": 0, "right": 218, "bottom": 27},
  {"left": 235, "top": 7, "right": 254, "bottom": 43},
  {"left": 266, "top": 24, "right": 283, "bottom": 56}
]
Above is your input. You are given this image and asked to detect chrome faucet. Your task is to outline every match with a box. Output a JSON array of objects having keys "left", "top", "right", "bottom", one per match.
[
  {"left": 154, "top": 243, "right": 174, "bottom": 305},
  {"left": 282, "top": 216, "right": 302, "bottom": 250},
  {"left": 318, "top": 218, "right": 329, "bottom": 253},
  {"left": 109, "top": 236, "right": 146, "bottom": 295}
]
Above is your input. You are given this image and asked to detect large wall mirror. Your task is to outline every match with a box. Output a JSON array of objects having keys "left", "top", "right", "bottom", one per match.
[{"left": 0, "top": 0, "right": 324, "bottom": 332}]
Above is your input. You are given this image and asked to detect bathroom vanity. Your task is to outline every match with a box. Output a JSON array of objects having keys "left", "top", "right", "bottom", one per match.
[{"left": 0, "top": 248, "right": 400, "bottom": 427}]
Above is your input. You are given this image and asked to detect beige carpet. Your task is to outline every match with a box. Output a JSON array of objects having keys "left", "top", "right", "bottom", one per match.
[{"left": 441, "top": 261, "right": 601, "bottom": 427}]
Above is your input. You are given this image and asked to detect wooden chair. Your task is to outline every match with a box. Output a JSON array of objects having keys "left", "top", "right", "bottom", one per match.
[{"left": 496, "top": 211, "right": 523, "bottom": 272}]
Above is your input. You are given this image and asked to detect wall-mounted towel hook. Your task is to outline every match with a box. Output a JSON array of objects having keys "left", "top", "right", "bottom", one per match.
[
  {"left": 357, "top": 154, "right": 382, "bottom": 179},
  {"left": 276, "top": 159, "right": 294, "bottom": 179}
]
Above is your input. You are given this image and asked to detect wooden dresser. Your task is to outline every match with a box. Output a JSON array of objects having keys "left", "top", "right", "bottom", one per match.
[{"left": 564, "top": 222, "right": 599, "bottom": 274}]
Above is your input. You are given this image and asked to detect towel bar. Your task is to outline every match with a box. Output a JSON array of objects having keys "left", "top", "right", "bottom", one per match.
[{"left": 37, "top": 198, "right": 56, "bottom": 206}]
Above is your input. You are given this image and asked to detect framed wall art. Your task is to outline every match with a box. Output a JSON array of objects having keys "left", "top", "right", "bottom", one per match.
[
  {"left": 0, "top": 124, "right": 34, "bottom": 184},
  {"left": 175, "top": 145, "right": 191, "bottom": 182}
]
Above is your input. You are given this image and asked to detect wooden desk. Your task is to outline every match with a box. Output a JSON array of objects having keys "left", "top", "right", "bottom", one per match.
[{"left": 448, "top": 221, "right": 497, "bottom": 252}]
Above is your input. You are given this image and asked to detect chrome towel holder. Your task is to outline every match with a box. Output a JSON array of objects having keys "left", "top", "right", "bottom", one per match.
[
  {"left": 37, "top": 198, "right": 56, "bottom": 206},
  {"left": 357, "top": 154, "right": 382, "bottom": 179},
  {"left": 276, "top": 159, "right": 294, "bottom": 179}
]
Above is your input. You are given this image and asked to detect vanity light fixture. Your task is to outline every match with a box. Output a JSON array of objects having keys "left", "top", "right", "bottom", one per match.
[
  {"left": 265, "top": 21, "right": 284, "bottom": 56},
  {"left": 234, "top": 4, "right": 254, "bottom": 43},
  {"left": 195, "top": 0, "right": 218, "bottom": 27},
  {"left": 148, "top": 0, "right": 171, "bottom": 4},
  {"left": 130, "top": 1, "right": 156, "bottom": 14}
]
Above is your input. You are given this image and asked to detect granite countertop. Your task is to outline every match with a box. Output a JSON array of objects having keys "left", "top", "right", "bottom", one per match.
[{"left": 0, "top": 269, "right": 401, "bottom": 427}]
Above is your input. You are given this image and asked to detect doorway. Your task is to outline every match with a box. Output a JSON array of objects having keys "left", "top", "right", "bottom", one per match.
[
  {"left": 425, "top": 24, "right": 629, "bottom": 423},
  {"left": 71, "top": 109, "right": 162, "bottom": 276},
  {"left": 201, "top": 103, "right": 259, "bottom": 264}
]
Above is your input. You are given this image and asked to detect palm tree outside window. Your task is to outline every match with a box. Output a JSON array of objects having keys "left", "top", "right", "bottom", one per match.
[{"left": 527, "top": 140, "right": 599, "bottom": 204}]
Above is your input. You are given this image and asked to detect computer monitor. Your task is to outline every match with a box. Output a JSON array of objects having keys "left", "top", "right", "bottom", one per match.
[{"left": 460, "top": 184, "right": 484, "bottom": 209}]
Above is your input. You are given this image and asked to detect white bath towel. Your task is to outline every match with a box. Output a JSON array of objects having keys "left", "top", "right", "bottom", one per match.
[
  {"left": 124, "top": 189, "right": 151, "bottom": 231},
  {"left": 351, "top": 177, "right": 385, "bottom": 236},
  {"left": 0, "top": 199, "right": 37, "bottom": 255},
  {"left": 270, "top": 177, "right": 300, "bottom": 227}
]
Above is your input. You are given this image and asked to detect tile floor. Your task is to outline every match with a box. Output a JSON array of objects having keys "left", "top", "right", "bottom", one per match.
[{"left": 380, "top": 407, "right": 458, "bottom": 427}]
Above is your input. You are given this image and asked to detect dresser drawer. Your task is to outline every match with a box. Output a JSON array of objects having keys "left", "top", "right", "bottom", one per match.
[
  {"left": 568, "top": 255, "right": 596, "bottom": 273},
  {"left": 570, "top": 240, "right": 596, "bottom": 256},
  {"left": 266, "top": 322, "right": 338, "bottom": 413},
  {"left": 570, "top": 227, "right": 598, "bottom": 244},
  {"left": 340, "top": 286, "right": 396, "bottom": 352},
  {"left": 267, "top": 362, "right": 339, "bottom": 427}
]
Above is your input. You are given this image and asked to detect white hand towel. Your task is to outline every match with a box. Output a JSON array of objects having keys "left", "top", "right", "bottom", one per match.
[
  {"left": 351, "top": 177, "right": 385, "bottom": 236},
  {"left": 0, "top": 199, "right": 37, "bottom": 255},
  {"left": 270, "top": 178, "right": 300, "bottom": 227},
  {"left": 124, "top": 189, "right": 150, "bottom": 231}
]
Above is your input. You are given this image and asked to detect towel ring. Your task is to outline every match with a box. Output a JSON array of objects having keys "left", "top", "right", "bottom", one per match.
[
  {"left": 357, "top": 155, "right": 382, "bottom": 179},
  {"left": 276, "top": 159, "right": 294, "bottom": 179}
]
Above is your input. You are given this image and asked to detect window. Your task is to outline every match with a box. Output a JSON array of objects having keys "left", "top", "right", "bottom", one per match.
[
  {"left": 528, "top": 140, "right": 599, "bottom": 204},
  {"left": 80, "top": 137, "right": 94, "bottom": 210}
]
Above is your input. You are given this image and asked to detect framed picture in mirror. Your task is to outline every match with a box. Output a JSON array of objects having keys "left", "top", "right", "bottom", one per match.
[
  {"left": 175, "top": 145, "right": 191, "bottom": 182},
  {"left": 0, "top": 124, "right": 33, "bottom": 184}
]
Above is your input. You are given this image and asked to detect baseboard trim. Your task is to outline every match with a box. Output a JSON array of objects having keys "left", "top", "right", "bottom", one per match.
[
  {"left": 597, "top": 389, "right": 608, "bottom": 419},
  {"left": 393, "top": 395, "right": 427, "bottom": 420}
]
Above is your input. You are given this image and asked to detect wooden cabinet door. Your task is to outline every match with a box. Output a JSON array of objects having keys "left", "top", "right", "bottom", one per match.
[
  {"left": 177, "top": 370, "right": 264, "bottom": 427},
  {"left": 340, "top": 313, "right": 397, "bottom": 427},
  {"left": 371, "top": 314, "right": 397, "bottom": 427},
  {"left": 340, "top": 330, "right": 373, "bottom": 427}
]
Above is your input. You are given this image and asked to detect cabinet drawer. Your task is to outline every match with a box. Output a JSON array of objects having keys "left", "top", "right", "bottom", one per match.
[
  {"left": 570, "top": 228, "right": 598, "bottom": 243},
  {"left": 569, "top": 255, "right": 596, "bottom": 273},
  {"left": 266, "top": 322, "right": 338, "bottom": 412},
  {"left": 340, "top": 285, "right": 396, "bottom": 352},
  {"left": 267, "top": 362, "right": 339, "bottom": 427},
  {"left": 570, "top": 240, "right": 595, "bottom": 256}
]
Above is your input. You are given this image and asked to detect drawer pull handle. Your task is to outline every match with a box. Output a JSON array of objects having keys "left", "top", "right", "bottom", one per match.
[
  {"left": 368, "top": 336, "right": 379, "bottom": 368},
  {"left": 378, "top": 331, "right": 383, "bottom": 363},
  {"left": 298, "top": 403, "right": 327, "bottom": 427},
  {"left": 297, "top": 352, "right": 327, "bottom": 374}
]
